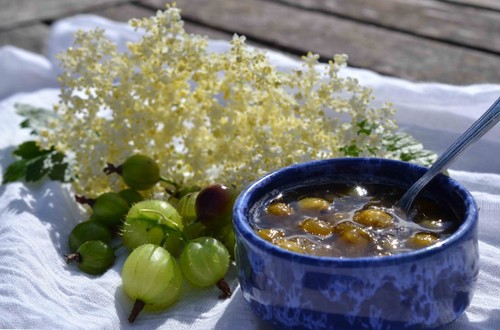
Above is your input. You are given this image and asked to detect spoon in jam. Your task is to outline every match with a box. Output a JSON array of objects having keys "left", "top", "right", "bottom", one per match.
[{"left": 396, "top": 96, "right": 500, "bottom": 214}]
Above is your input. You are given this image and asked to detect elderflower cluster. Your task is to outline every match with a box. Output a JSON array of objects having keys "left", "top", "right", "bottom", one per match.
[{"left": 42, "top": 6, "right": 396, "bottom": 197}]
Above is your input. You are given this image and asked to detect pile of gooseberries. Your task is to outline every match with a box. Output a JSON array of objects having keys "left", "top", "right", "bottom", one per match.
[{"left": 64, "top": 154, "right": 236, "bottom": 322}]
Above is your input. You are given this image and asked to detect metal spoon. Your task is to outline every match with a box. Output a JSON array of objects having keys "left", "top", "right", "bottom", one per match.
[{"left": 395, "top": 96, "right": 500, "bottom": 214}]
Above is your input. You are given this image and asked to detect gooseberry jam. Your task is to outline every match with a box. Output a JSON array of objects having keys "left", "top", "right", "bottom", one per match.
[{"left": 250, "top": 182, "right": 458, "bottom": 257}]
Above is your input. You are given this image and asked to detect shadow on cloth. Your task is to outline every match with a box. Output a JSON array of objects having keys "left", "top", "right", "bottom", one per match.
[
  {"left": 214, "top": 285, "right": 273, "bottom": 330},
  {"left": 112, "top": 267, "right": 244, "bottom": 328},
  {"left": 0, "top": 178, "right": 84, "bottom": 254}
]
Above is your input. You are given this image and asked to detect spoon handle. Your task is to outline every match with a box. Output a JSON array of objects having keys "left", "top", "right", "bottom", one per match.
[{"left": 396, "top": 96, "right": 500, "bottom": 213}]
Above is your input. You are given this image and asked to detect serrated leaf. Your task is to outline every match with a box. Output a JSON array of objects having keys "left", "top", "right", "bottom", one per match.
[
  {"left": 383, "top": 132, "right": 437, "bottom": 167},
  {"left": 14, "top": 103, "right": 58, "bottom": 135},
  {"left": 19, "top": 119, "right": 30, "bottom": 129},
  {"left": 25, "top": 157, "right": 50, "bottom": 182},
  {"left": 2, "top": 160, "right": 28, "bottom": 184},
  {"left": 48, "top": 163, "right": 69, "bottom": 181},
  {"left": 50, "top": 151, "right": 65, "bottom": 163},
  {"left": 2, "top": 126, "right": 71, "bottom": 183},
  {"left": 12, "top": 141, "right": 50, "bottom": 159},
  {"left": 339, "top": 143, "right": 362, "bottom": 157},
  {"left": 356, "top": 119, "right": 374, "bottom": 136}
]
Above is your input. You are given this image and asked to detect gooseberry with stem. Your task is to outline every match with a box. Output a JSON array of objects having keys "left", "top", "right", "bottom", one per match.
[
  {"left": 103, "top": 154, "right": 161, "bottom": 191},
  {"left": 75, "top": 192, "right": 129, "bottom": 228},
  {"left": 121, "top": 243, "right": 183, "bottom": 322},
  {"left": 179, "top": 236, "right": 231, "bottom": 298},
  {"left": 65, "top": 240, "right": 115, "bottom": 275}
]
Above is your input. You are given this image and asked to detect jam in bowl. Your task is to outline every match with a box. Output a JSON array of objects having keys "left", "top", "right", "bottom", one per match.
[{"left": 233, "top": 158, "right": 479, "bottom": 330}]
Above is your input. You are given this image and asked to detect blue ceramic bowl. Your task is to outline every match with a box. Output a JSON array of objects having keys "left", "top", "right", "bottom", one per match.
[{"left": 233, "top": 158, "right": 479, "bottom": 330}]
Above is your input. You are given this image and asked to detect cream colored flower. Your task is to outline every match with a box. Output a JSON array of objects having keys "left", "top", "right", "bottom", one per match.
[{"left": 42, "top": 5, "right": 396, "bottom": 197}]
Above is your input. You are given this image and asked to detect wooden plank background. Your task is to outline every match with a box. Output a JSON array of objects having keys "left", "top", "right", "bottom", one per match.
[
  {"left": 0, "top": 0, "right": 132, "bottom": 29},
  {"left": 0, "top": 0, "right": 499, "bottom": 85}
]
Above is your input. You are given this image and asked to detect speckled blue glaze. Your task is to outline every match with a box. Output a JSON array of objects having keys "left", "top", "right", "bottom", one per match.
[{"left": 233, "top": 158, "right": 479, "bottom": 330}]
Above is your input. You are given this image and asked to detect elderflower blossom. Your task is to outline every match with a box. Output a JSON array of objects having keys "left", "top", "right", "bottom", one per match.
[{"left": 41, "top": 5, "right": 397, "bottom": 197}]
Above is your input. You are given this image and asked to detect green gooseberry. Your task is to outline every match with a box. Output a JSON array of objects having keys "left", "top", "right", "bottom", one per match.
[
  {"left": 118, "top": 188, "right": 144, "bottom": 206},
  {"left": 68, "top": 220, "right": 112, "bottom": 252},
  {"left": 75, "top": 192, "right": 130, "bottom": 228},
  {"left": 65, "top": 240, "right": 115, "bottom": 275},
  {"left": 104, "top": 155, "right": 161, "bottom": 191}
]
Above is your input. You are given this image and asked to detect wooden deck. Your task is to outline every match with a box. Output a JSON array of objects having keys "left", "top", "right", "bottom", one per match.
[{"left": 1, "top": 0, "right": 499, "bottom": 85}]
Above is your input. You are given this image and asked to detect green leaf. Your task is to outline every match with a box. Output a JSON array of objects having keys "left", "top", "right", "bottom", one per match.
[
  {"left": 19, "top": 119, "right": 30, "bottom": 129},
  {"left": 383, "top": 132, "right": 437, "bottom": 167},
  {"left": 356, "top": 120, "right": 374, "bottom": 136},
  {"left": 2, "top": 142, "right": 71, "bottom": 184},
  {"left": 14, "top": 103, "right": 58, "bottom": 135},
  {"left": 25, "top": 157, "right": 50, "bottom": 182},
  {"left": 48, "top": 151, "right": 70, "bottom": 181},
  {"left": 12, "top": 141, "right": 50, "bottom": 159},
  {"left": 51, "top": 151, "right": 65, "bottom": 163},
  {"left": 48, "top": 163, "right": 69, "bottom": 181},
  {"left": 1, "top": 104, "right": 72, "bottom": 185},
  {"left": 339, "top": 143, "right": 362, "bottom": 157},
  {"left": 2, "top": 160, "right": 28, "bottom": 184},
  {"left": 3, "top": 153, "right": 72, "bottom": 184}
]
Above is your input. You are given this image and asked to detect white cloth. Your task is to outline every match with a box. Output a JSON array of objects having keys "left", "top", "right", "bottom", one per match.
[{"left": 1, "top": 15, "right": 500, "bottom": 330}]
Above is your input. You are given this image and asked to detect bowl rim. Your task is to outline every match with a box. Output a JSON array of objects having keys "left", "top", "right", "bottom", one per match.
[{"left": 233, "top": 157, "right": 478, "bottom": 267}]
